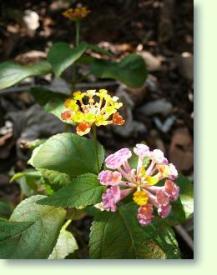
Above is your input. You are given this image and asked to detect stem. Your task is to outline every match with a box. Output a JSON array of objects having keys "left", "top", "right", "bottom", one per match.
[
  {"left": 92, "top": 125, "right": 100, "bottom": 172},
  {"left": 75, "top": 20, "right": 80, "bottom": 46},
  {"left": 71, "top": 66, "right": 76, "bottom": 90},
  {"left": 62, "top": 219, "right": 72, "bottom": 231},
  {"left": 72, "top": 21, "right": 80, "bottom": 89}
]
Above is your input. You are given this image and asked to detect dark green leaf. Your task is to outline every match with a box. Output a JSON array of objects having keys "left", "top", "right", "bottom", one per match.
[
  {"left": 0, "top": 220, "right": 33, "bottom": 242},
  {"left": 38, "top": 173, "right": 105, "bottom": 208},
  {"left": 177, "top": 175, "right": 193, "bottom": 219},
  {"left": 152, "top": 222, "right": 180, "bottom": 259},
  {"left": 40, "top": 169, "right": 71, "bottom": 187},
  {"left": 29, "top": 133, "right": 105, "bottom": 177},
  {"left": 0, "top": 195, "right": 66, "bottom": 259},
  {"left": 89, "top": 202, "right": 180, "bottom": 259},
  {"left": 48, "top": 42, "right": 87, "bottom": 77},
  {"left": 30, "top": 87, "right": 69, "bottom": 121},
  {"left": 165, "top": 175, "right": 193, "bottom": 225},
  {"left": 0, "top": 201, "right": 12, "bottom": 219},
  {"left": 90, "top": 54, "right": 147, "bottom": 88},
  {"left": 0, "top": 61, "right": 51, "bottom": 90}
]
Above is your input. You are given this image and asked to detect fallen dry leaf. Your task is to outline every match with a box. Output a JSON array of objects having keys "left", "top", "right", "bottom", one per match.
[{"left": 169, "top": 128, "right": 193, "bottom": 172}]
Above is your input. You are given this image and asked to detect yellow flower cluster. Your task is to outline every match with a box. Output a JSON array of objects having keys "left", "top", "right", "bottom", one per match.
[
  {"left": 62, "top": 6, "right": 90, "bottom": 21},
  {"left": 61, "top": 89, "right": 125, "bottom": 136}
]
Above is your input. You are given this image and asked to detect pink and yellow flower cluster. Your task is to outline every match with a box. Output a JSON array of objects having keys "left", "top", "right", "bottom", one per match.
[
  {"left": 98, "top": 144, "right": 179, "bottom": 226},
  {"left": 61, "top": 89, "right": 125, "bottom": 136}
]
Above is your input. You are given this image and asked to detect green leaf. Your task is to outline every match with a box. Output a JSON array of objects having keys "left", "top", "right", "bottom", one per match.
[
  {"left": 86, "top": 43, "right": 112, "bottom": 56},
  {"left": 48, "top": 42, "right": 87, "bottom": 77},
  {"left": 165, "top": 175, "right": 194, "bottom": 225},
  {"left": 0, "top": 61, "right": 51, "bottom": 90},
  {"left": 49, "top": 225, "right": 78, "bottom": 259},
  {"left": 89, "top": 202, "right": 180, "bottom": 259},
  {"left": 0, "top": 220, "right": 33, "bottom": 242},
  {"left": 153, "top": 222, "right": 180, "bottom": 259},
  {"left": 30, "top": 87, "right": 67, "bottom": 120},
  {"left": 90, "top": 54, "right": 147, "bottom": 88},
  {"left": 38, "top": 173, "right": 105, "bottom": 208},
  {"left": 177, "top": 175, "right": 194, "bottom": 219},
  {"left": 29, "top": 133, "right": 105, "bottom": 177},
  {"left": 11, "top": 169, "right": 42, "bottom": 183},
  {"left": 0, "top": 195, "right": 66, "bottom": 259},
  {"left": 10, "top": 169, "right": 46, "bottom": 196},
  {"left": 40, "top": 169, "right": 71, "bottom": 187},
  {"left": 0, "top": 201, "right": 12, "bottom": 219}
]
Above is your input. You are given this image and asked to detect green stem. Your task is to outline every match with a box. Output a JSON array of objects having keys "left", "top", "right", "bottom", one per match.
[
  {"left": 62, "top": 219, "right": 72, "bottom": 231},
  {"left": 92, "top": 125, "right": 100, "bottom": 172},
  {"left": 71, "top": 20, "right": 80, "bottom": 90},
  {"left": 71, "top": 66, "right": 76, "bottom": 90},
  {"left": 75, "top": 20, "right": 80, "bottom": 47}
]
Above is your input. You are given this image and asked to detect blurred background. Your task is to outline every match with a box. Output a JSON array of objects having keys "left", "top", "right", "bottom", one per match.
[{"left": 0, "top": 0, "right": 193, "bottom": 258}]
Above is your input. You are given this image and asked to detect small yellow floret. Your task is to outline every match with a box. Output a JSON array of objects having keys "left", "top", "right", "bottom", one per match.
[
  {"left": 146, "top": 176, "right": 159, "bottom": 186},
  {"left": 133, "top": 190, "right": 148, "bottom": 206}
]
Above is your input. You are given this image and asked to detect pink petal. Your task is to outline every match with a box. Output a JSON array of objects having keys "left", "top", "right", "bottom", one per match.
[
  {"left": 164, "top": 180, "right": 180, "bottom": 201},
  {"left": 102, "top": 186, "right": 121, "bottom": 212},
  {"left": 151, "top": 149, "right": 168, "bottom": 164},
  {"left": 133, "top": 144, "right": 150, "bottom": 158},
  {"left": 105, "top": 148, "right": 132, "bottom": 169},
  {"left": 156, "top": 189, "right": 170, "bottom": 207},
  {"left": 137, "top": 204, "right": 153, "bottom": 226},
  {"left": 158, "top": 204, "right": 171, "bottom": 218},
  {"left": 98, "top": 170, "right": 122, "bottom": 186},
  {"left": 168, "top": 163, "right": 178, "bottom": 180}
]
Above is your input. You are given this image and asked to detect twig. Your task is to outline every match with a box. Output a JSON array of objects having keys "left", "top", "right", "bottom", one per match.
[
  {"left": 0, "top": 81, "right": 119, "bottom": 96},
  {"left": 175, "top": 224, "right": 193, "bottom": 250},
  {"left": 75, "top": 81, "right": 118, "bottom": 89}
]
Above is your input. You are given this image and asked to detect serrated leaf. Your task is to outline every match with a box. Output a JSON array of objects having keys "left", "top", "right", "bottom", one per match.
[
  {"left": 38, "top": 173, "right": 105, "bottom": 208},
  {"left": 40, "top": 169, "right": 71, "bottom": 186},
  {"left": 90, "top": 54, "right": 147, "bottom": 88},
  {"left": 29, "top": 133, "right": 105, "bottom": 177},
  {"left": 0, "top": 61, "right": 51, "bottom": 90},
  {"left": 48, "top": 42, "right": 87, "bottom": 77},
  {"left": 49, "top": 226, "right": 78, "bottom": 259},
  {"left": 0, "top": 195, "right": 66, "bottom": 259},
  {"left": 89, "top": 202, "right": 180, "bottom": 259}
]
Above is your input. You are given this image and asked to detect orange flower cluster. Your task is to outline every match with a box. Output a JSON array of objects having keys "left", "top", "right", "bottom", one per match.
[
  {"left": 61, "top": 89, "right": 125, "bottom": 136},
  {"left": 63, "top": 6, "right": 90, "bottom": 21}
]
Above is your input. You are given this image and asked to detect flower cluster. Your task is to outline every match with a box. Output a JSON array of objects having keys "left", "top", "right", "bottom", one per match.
[
  {"left": 61, "top": 89, "right": 125, "bottom": 136},
  {"left": 62, "top": 6, "right": 90, "bottom": 21},
  {"left": 98, "top": 145, "right": 179, "bottom": 226}
]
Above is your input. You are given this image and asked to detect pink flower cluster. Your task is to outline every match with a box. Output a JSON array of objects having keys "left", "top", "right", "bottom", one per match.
[{"left": 98, "top": 144, "right": 179, "bottom": 226}]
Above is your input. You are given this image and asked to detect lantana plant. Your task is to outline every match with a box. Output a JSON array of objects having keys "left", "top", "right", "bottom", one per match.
[{"left": 0, "top": 5, "right": 193, "bottom": 259}]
